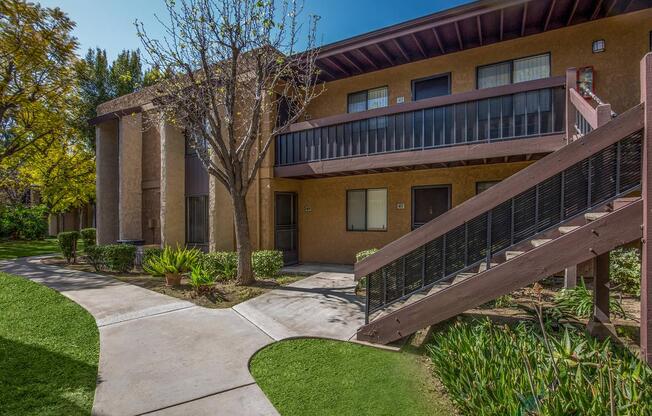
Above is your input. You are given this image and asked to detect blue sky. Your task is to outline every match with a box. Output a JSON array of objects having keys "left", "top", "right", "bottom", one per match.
[{"left": 38, "top": 0, "right": 472, "bottom": 63}]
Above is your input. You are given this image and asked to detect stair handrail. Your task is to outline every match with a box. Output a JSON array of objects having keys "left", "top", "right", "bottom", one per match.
[
  {"left": 354, "top": 103, "right": 644, "bottom": 280},
  {"left": 565, "top": 68, "right": 615, "bottom": 140}
]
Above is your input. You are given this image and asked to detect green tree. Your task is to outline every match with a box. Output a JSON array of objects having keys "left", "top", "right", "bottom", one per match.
[
  {"left": 75, "top": 48, "right": 112, "bottom": 150},
  {"left": 0, "top": 0, "right": 78, "bottom": 162},
  {"left": 110, "top": 49, "right": 143, "bottom": 97}
]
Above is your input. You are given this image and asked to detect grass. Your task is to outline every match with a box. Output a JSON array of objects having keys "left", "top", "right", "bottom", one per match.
[
  {"left": 0, "top": 272, "right": 99, "bottom": 415},
  {"left": 0, "top": 238, "right": 61, "bottom": 259},
  {"left": 250, "top": 338, "right": 456, "bottom": 416}
]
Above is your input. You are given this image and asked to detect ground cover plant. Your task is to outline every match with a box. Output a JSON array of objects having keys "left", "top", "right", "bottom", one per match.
[
  {"left": 250, "top": 338, "right": 456, "bottom": 416},
  {"left": 554, "top": 278, "right": 626, "bottom": 319},
  {"left": 428, "top": 316, "right": 651, "bottom": 415},
  {"left": 0, "top": 272, "right": 99, "bottom": 415}
]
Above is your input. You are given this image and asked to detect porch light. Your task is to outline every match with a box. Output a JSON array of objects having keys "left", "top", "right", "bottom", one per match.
[{"left": 592, "top": 39, "right": 605, "bottom": 53}]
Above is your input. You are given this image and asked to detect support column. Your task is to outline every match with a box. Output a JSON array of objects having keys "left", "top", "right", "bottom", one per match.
[
  {"left": 160, "top": 120, "right": 185, "bottom": 247},
  {"left": 209, "top": 172, "right": 234, "bottom": 252},
  {"left": 96, "top": 121, "right": 119, "bottom": 244},
  {"left": 641, "top": 53, "right": 652, "bottom": 365},
  {"left": 118, "top": 114, "right": 143, "bottom": 241},
  {"left": 587, "top": 253, "right": 617, "bottom": 339},
  {"left": 564, "top": 265, "right": 577, "bottom": 289}
]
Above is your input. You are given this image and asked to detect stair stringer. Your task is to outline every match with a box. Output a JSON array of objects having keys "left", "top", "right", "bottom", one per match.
[{"left": 356, "top": 199, "right": 643, "bottom": 344}]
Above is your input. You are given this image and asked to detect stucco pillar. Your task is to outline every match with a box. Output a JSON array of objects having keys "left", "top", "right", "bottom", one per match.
[
  {"left": 209, "top": 173, "right": 234, "bottom": 252},
  {"left": 96, "top": 121, "right": 119, "bottom": 244},
  {"left": 160, "top": 120, "right": 185, "bottom": 247},
  {"left": 118, "top": 114, "right": 143, "bottom": 241}
]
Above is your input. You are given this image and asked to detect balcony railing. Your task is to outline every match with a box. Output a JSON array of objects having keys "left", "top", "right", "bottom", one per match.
[{"left": 275, "top": 77, "right": 565, "bottom": 167}]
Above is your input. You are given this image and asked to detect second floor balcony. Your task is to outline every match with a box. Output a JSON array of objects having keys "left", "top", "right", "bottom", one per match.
[{"left": 274, "top": 76, "right": 566, "bottom": 178}]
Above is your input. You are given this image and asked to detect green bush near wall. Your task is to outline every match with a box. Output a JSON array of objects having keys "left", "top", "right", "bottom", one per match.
[
  {"left": 252, "top": 250, "right": 284, "bottom": 277},
  {"left": 80, "top": 228, "right": 96, "bottom": 251},
  {"left": 84, "top": 245, "right": 105, "bottom": 272},
  {"left": 610, "top": 247, "right": 641, "bottom": 296},
  {"left": 200, "top": 251, "right": 238, "bottom": 280},
  {"left": 0, "top": 205, "right": 48, "bottom": 240},
  {"left": 102, "top": 244, "right": 136, "bottom": 273},
  {"left": 356, "top": 248, "right": 378, "bottom": 262},
  {"left": 57, "top": 231, "right": 80, "bottom": 263}
]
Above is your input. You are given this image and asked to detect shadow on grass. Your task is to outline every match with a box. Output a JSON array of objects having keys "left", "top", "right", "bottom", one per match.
[{"left": 0, "top": 336, "right": 98, "bottom": 415}]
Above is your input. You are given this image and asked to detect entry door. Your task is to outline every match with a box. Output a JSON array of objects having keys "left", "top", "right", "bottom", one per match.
[
  {"left": 275, "top": 193, "right": 298, "bottom": 265},
  {"left": 412, "top": 186, "right": 450, "bottom": 229}
]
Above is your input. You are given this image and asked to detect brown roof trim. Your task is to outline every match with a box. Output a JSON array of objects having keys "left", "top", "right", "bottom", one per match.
[{"left": 88, "top": 106, "right": 143, "bottom": 126}]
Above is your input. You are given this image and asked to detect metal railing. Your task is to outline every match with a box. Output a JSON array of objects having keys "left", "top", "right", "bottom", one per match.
[
  {"left": 276, "top": 86, "right": 565, "bottom": 166},
  {"left": 364, "top": 131, "right": 642, "bottom": 323}
]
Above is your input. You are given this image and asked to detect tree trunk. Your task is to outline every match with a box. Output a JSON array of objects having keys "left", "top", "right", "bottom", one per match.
[{"left": 232, "top": 191, "right": 254, "bottom": 285}]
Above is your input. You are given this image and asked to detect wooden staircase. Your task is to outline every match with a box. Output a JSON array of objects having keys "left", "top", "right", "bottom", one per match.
[{"left": 355, "top": 102, "right": 645, "bottom": 345}]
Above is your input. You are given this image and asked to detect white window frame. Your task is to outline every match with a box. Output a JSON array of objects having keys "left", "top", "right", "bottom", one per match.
[
  {"left": 347, "top": 86, "right": 389, "bottom": 113},
  {"left": 477, "top": 53, "right": 551, "bottom": 89}
]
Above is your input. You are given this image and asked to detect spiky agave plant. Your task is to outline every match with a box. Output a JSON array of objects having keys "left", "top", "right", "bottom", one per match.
[
  {"left": 554, "top": 278, "right": 626, "bottom": 319},
  {"left": 143, "top": 245, "right": 202, "bottom": 286}
]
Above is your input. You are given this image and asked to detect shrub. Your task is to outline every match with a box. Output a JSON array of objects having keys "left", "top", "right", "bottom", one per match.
[
  {"left": 0, "top": 204, "right": 47, "bottom": 240},
  {"left": 428, "top": 318, "right": 652, "bottom": 416},
  {"left": 142, "top": 247, "right": 163, "bottom": 275},
  {"left": 84, "top": 245, "right": 105, "bottom": 272},
  {"left": 143, "top": 246, "right": 201, "bottom": 276},
  {"left": 554, "top": 278, "right": 626, "bottom": 319},
  {"left": 189, "top": 265, "right": 216, "bottom": 294},
  {"left": 80, "top": 228, "right": 96, "bottom": 250},
  {"left": 610, "top": 247, "right": 641, "bottom": 296},
  {"left": 57, "top": 231, "right": 80, "bottom": 263},
  {"left": 200, "top": 251, "right": 238, "bottom": 280},
  {"left": 103, "top": 244, "right": 137, "bottom": 273},
  {"left": 252, "top": 250, "right": 284, "bottom": 277},
  {"left": 355, "top": 248, "right": 378, "bottom": 262}
]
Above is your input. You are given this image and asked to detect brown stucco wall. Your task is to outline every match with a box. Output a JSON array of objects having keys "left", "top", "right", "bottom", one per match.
[
  {"left": 259, "top": 162, "right": 530, "bottom": 264},
  {"left": 305, "top": 9, "right": 652, "bottom": 119},
  {"left": 141, "top": 113, "right": 162, "bottom": 244}
]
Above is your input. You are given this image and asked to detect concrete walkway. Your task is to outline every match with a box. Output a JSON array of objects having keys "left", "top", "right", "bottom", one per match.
[{"left": 1, "top": 257, "right": 363, "bottom": 416}]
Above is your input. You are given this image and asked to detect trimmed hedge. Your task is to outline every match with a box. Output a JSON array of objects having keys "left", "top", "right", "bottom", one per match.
[
  {"left": 57, "top": 231, "right": 80, "bottom": 263},
  {"left": 0, "top": 205, "right": 47, "bottom": 240},
  {"left": 252, "top": 250, "right": 284, "bottom": 277},
  {"left": 84, "top": 245, "right": 105, "bottom": 272},
  {"left": 200, "top": 251, "right": 238, "bottom": 281},
  {"left": 102, "top": 244, "right": 136, "bottom": 273},
  {"left": 80, "top": 228, "right": 96, "bottom": 250}
]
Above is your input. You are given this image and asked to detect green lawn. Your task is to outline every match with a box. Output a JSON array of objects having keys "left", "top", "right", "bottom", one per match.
[
  {"left": 0, "top": 273, "right": 99, "bottom": 415},
  {"left": 250, "top": 338, "right": 455, "bottom": 416},
  {"left": 0, "top": 238, "right": 61, "bottom": 260}
]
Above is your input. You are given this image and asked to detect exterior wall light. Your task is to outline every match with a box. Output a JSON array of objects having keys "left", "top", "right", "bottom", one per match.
[{"left": 592, "top": 39, "right": 605, "bottom": 53}]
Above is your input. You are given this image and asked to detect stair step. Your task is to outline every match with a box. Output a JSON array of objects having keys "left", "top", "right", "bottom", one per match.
[
  {"left": 478, "top": 262, "right": 499, "bottom": 272},
  {"left": 453, "top": 272, "right": 476, "bottom": 283},
  {"left": 585, "top": 212, "right": 608, "bottom": 222},
  {"left": 613, "top": 197, "right": 639, "bottom": 210},
  {"left": 505, "top": 251, "right": 524, "bottom": 260},
  {"left": 558, "top": 226, "right": 580, "bottom": 234},
  {"left": 530, "top": 239, "right": 553, "bottom": 248}
]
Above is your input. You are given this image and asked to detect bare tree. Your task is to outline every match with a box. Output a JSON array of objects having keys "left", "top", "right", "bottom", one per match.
[{"left": 137, "top": 0, "right": 321, "bottom": 284}]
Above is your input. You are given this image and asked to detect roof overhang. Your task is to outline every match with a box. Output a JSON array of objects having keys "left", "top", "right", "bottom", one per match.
[{"left": 315, "top": 0, "right": 651, "bottom": 82}]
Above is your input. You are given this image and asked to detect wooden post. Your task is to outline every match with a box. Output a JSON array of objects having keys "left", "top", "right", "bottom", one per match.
[
  {"left": 564, "top": 68, "right": 578, "bottom": 287},
  {"left": 587, "top": 252, "right": 617, "bottom": 340},
  {"left": 641, "top": 53, "right": 652, "bottom": 365},
  {"left": 564, "top": 265, "right": 577, "bottom": 289}
]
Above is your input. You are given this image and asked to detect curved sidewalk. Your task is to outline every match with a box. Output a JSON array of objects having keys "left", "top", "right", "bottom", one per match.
[{"left": 1, "top": 257, "right": 364, "bottom": 416}]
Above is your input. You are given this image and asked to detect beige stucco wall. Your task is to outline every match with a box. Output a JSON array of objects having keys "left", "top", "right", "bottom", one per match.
[
  {"left": 96, "top": 120, "right": 119, "bottom": 244},
  {"left": 160, "top": 120, "right": 184, "bottom": 247},
  {"left": 118, "top": 113, "right": 143, "bottom": 240},
  {"left": 305, "top": 8, "right": 652, "bottom": 119},
  {"left": 142, "top": 113, "right": 162, "bottom": 244}
]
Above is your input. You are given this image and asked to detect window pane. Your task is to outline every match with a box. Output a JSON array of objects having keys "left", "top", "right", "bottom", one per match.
[
  {"left": 348, "top": 91, "right": 367, "bottom": 113},
  {"left": 366, "top": 189, "right": 387, "bottom": 231},
  {"left": 347, "top": 190, "right": 366, "bottom": 231},
  {"left": 186, "top": 195, "right": 208, "bottom": 244},
  {"left": 367, "top": 87, "right": 388, "bottom": 110},
  {"left": 413, "top": 75, "right": 450, "bottom": 100},
  {"left": 513, "top": 54, "right": 550, "bottom": 83},
  {"left": 478, "top": 62, "right": 511, "bottom": 89}
]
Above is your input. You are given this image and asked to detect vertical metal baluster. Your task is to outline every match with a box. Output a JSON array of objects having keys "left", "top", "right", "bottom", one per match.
[
  {"left": 365, "top": 273, "right": 370, "bottom": 324},
  {"left": 442, "top": 234, "right": 447, "bottom": 279},
  {"left": 464, "top": 223, "right": 469, "bottom": 268},
  {"left": 486, "top": 211, "right": 492, "bottom": 271},
  {"left": 382, "top": 267, "right": 387, "bottom": 306},
  {"left": 534, "top": 184, "right": 540, "bottom": 232},
  {"left": 560, "top": 170, "right": 566, "bottom": 220},
  {"left": 587, "top": 156, "right": 593, "bottom": 208},
  {"left": 510, "top": 198, "right": 515, "bottom": 245},
  {"left": 401, "top": 257, "right": 406, "bottom": 297},
  {"left": 421, "top": 245, "right": 426, "bottom": 289},
  {"left": 616, "top": 140, "right": 621, "bottom": 194}
]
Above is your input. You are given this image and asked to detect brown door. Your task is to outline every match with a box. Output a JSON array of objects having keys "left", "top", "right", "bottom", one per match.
[
  {"left": 275, "top": 192, "right": 298, "bottom": 265},
  {"left": 412, "top": 186, "right": 450, "bottom": 229}
]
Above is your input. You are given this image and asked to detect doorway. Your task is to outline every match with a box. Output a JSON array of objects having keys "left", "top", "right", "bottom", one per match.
[
  {"left": 275, "top": 192, "right": 298, "bottom": 265},
  {"left": 411, "top": 185, "right": 451, "bottom": 229}
]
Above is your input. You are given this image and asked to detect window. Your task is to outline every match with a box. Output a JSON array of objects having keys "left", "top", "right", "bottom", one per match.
[
  {"left": 476, "top": 181, "right": 500, "bottom": 194},
  {"left": 412, "top": 74, "right": 451, "bottom": 101},
  {"left": 186, "top": 195, "right": 208, "bottom": 244},
  {"left": 347, "top": 87, "right": 388, "bottom": 113},
  {"left": 592, "top": 39, "right": 605, "bottom": 53},
  {"left": 347, "top": 188, "right": 387, "bottom": 231},
  {"left": 477, "top": 53, "right": 550, "bottom": 89}
]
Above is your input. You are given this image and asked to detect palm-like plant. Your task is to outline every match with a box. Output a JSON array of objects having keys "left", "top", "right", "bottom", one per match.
[{"left": 143, "top": 246, "right": 202, "bottom": 286}]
